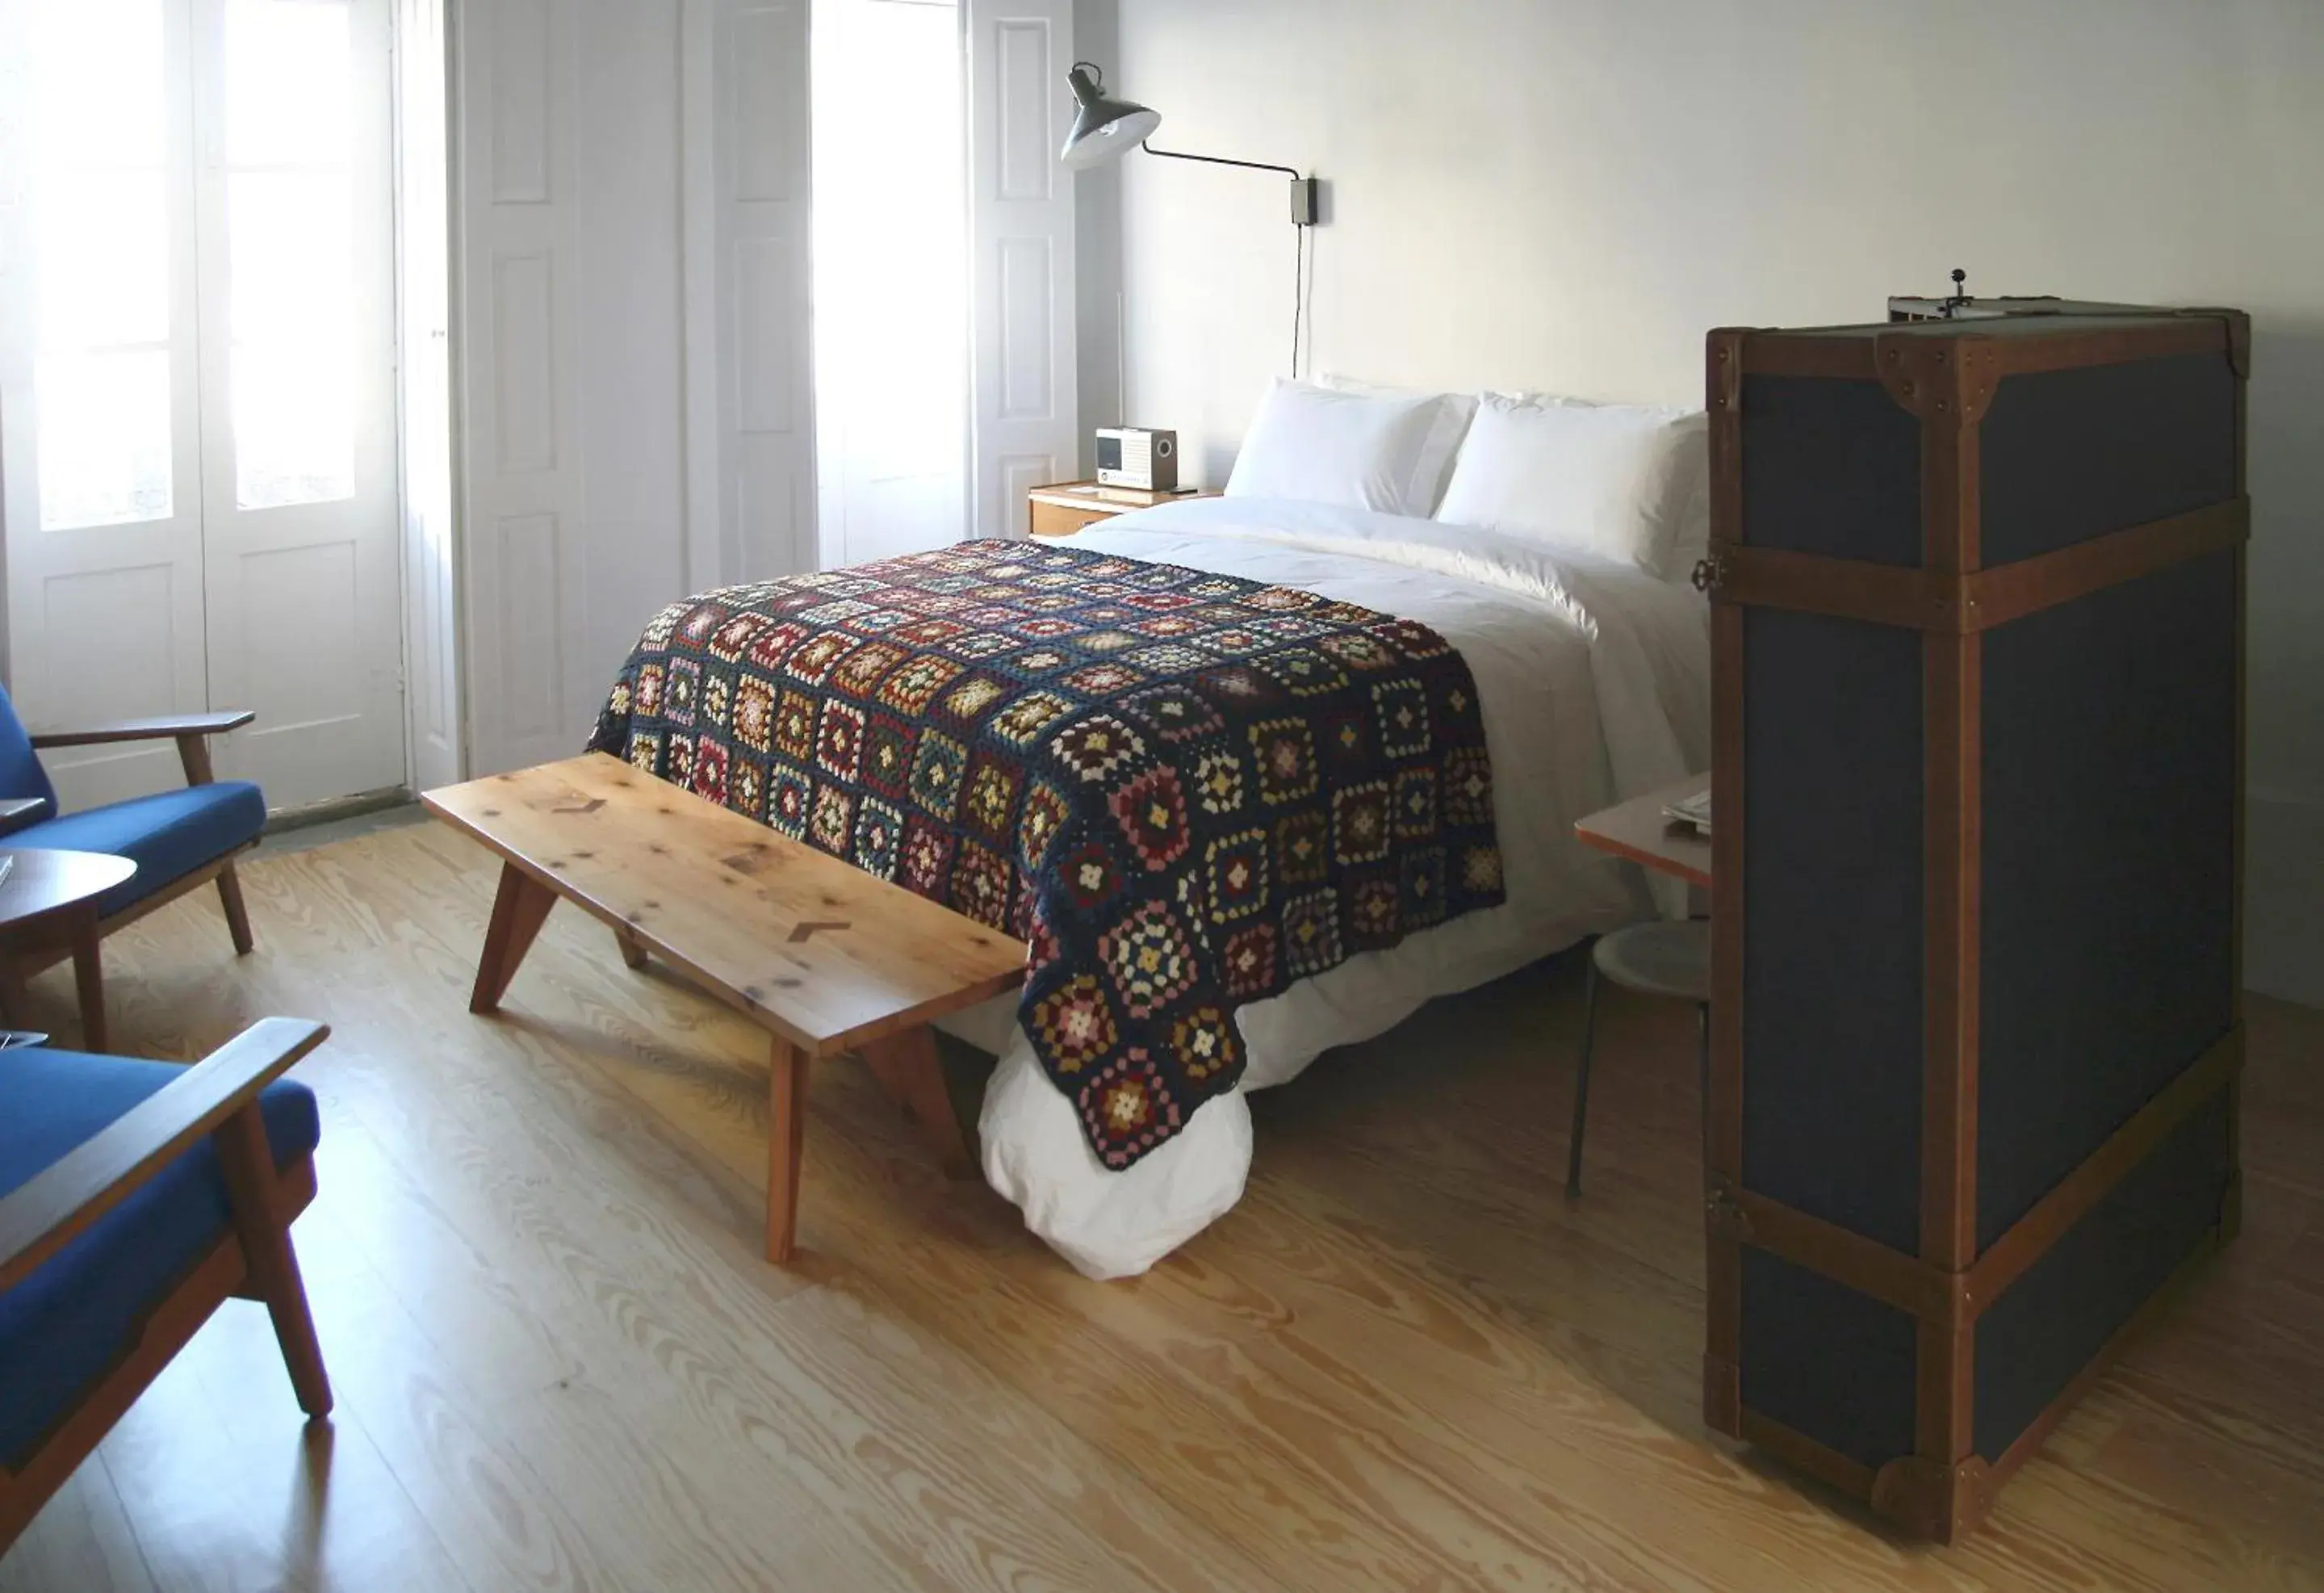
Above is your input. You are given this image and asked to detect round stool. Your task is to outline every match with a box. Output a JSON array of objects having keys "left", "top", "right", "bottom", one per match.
[{"left": 1566, "top": 919, "right": 1710, "bottom": 1196}]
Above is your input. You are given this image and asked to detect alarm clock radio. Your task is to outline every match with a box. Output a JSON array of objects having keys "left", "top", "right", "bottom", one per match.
[{"left": 1095, "top": 426, "right": 1178, "bottom": 493}]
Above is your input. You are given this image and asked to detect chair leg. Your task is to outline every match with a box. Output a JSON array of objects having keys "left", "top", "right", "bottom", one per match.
[
  {"left": 216, "top": 860, "right": 256, "bottom": 956},
  {"left": 1566, "top": 951, "right": 1602, "bottom": 1197},
  {"left": 214, "top": 1104, "right": 333, "bottom": 1418}
]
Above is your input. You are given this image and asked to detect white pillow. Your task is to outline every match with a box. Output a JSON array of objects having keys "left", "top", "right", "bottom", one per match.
[
  {"left": 1481, "top": 391, "right": 1712, "bottom": 583},
  {"left": 1224, "top": 379, "right": 1463, "bottom": 517},
  {"left": 1664, "top": 428, "right": 1713, "bottom": 587},
  {"left": 1434, "top": 395, "right": 1707, "bottom": 576},
  {"left": 1315, "top": 374, "right": 1477, "bottom": 515}
]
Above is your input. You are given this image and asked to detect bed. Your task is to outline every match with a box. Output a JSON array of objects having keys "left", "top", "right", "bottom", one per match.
[{"left": 594, "top": 382, "right": 1711, "bottom": 1278}]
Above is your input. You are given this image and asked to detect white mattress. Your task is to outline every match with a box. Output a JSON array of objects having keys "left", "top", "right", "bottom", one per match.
[{"left": 940, "top": 497, "right": 1711, "bottom": 1278}]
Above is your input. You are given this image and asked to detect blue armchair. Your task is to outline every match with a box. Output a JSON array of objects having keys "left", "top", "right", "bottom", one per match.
[
  {"left": 0, "top": 689, "right": 266, "bottom": 972},
  {"left": 0, "top": 1019, "right": 332, "bottom": 1548}
]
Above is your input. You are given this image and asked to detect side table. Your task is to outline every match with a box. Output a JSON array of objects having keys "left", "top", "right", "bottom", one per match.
[
  {"left": 0, "top": 849, "right": 138, "bottom": 1051},
  {"left": 1568, "top": 777, "right": 1713, "bottom": 1195}
]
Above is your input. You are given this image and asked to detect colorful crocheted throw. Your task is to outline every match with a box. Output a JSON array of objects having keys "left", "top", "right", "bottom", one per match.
[{"left": 590, "top": 539, "right": 1504, "bottom": 1168}]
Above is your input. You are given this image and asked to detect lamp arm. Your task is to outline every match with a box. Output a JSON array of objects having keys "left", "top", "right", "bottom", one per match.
[
  {"left": 1139, "top": 141, "right": 1302, "bottom": 180},
  {"left": 1132, "top": 140, "right": 1319, "bottom": 382}
]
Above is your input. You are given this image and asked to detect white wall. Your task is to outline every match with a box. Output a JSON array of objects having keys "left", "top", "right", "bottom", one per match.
[
  {"left": 1073, "top": 0, "right": 1124, "bottom": 467},
  {"left": 1108, "top": 0, "right": 2324, "bottom": 1004}
]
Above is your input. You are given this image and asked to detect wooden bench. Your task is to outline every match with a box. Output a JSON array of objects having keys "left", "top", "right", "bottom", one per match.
[{"left": 421, "top": 752, "right": 1029, "bottom": 1264}]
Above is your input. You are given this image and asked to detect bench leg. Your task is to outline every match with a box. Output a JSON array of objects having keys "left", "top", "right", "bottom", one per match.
[
  {"left": 471, "top": 863, "right": 557, "bottom": 1015},
  {"left": 613, "top": 925, "right": 648, "bottom": 971},
  {"left": 861, "top": 1026, "right": 976, "bottom": 1180},
  {"left": 215, "top": 1104, "right": 333, "bottom": 1418},
  {"left": 767, "top": 1037, "right": 809, "bottom": 1264}
]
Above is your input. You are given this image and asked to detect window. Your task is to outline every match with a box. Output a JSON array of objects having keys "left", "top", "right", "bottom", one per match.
[
  {"left": 27, "top": 0, "right": 175, "bottom": 530},
  {"left": 224, "top": 0, "right": 357, "bottom": 509}
]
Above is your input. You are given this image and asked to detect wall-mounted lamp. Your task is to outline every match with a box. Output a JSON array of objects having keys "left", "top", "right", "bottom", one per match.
[
  {"left": 1059, "top": 63, "right": 1320, "bottom": 227},
  {"left": 1059, "top": 61, "right": 1320, "bottom": 377}
]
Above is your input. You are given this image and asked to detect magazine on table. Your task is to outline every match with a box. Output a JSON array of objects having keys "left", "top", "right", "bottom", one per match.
[{"left": 1662, "top": 786, "right": 1711, "bottom": 836}]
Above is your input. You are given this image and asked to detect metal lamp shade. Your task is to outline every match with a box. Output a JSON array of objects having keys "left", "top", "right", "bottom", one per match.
[{"left": 1059, "top": 64, "right": 1159, "bottom": 169}]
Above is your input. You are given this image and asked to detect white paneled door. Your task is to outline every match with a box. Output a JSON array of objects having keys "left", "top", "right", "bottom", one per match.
[
  {"left": 197, "top": 0, "right": 404, "bottom": 809},
  {"left": 450, "top": 0, "right": 588, "bottom": 777},
  {"left": 0, "top": 0, "right": 209, "bottom": 805},
  {"left": 454, "top": 0, "right": 815, "bottom": 777},
  {"left": 395, "top": 0, "right": 460, "bottom": 794},
  {"left": 965, "top": 0, "right": 1076, "bottom": 540},
  {"left": 713, "top": 0, "right": 817, "bottom": 585},
  {"left": 0, "top": 0, "right": 404, "bottom": 813}
]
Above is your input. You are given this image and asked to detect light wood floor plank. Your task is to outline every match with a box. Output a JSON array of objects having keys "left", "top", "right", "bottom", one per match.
[
  {"left": 96, "top": 1314, "right": 474, "bottom": 1593},
  {"left": 144, "top": 827, "right": 1273, "bottom": 1593},
  {"left": 0, "top": 1462, "right": 154, "bottom": 1593},
  {"left": 1, "top": 820, "right": 2318, "bottom": 1592}
]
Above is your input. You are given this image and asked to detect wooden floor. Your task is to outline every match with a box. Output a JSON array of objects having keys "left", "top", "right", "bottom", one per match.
[{"left": 2, "top": 820, "right": 2320, "bottom": 1592}]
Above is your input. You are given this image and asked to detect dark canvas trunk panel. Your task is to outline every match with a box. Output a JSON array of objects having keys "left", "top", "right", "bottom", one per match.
[
  {"left": 1741, "top": 607, "right": 1924, "bottom": 1253},
  {"left": 1740, "top": 375, "right": 1923, "bottom": 567},
  {"left": 1977, "top": 553, "right": 2238, "bottom": 1246},
  {"left": 1740, "top": 1248, "right": 1919, "bottom": 1472},
  {"left": 1971, "top": 1089, "right": 2232, "bottom": 1461},
  {"left": 1979, "top": 353, "right": 2238, "bottom": 565}
]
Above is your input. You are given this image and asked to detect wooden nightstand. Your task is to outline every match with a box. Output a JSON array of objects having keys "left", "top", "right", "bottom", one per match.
[{"left": 1025, "top": 481, "right": 1219, "bottom": 539}]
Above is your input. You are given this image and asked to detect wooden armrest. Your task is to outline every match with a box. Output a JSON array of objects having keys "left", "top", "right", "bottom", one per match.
[
  {"left": 29, "top": 711, "right": 254, "bottom": 751},
  {"left": 0, "top": 1018, "right": 329, "bottom": 1292}
]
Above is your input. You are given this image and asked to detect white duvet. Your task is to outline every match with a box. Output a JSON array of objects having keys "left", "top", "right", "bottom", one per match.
[{"left": 939, "top": 497, "right": 1711, "bottom": 1278}]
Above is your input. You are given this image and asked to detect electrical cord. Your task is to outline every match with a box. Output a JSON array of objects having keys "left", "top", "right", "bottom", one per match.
[
  {"left": 1135, "top": 140, "right": 1312, "bottom": 379},
  {"left": 1292, "top": 221, "right": 1305, "bottom": 379}
]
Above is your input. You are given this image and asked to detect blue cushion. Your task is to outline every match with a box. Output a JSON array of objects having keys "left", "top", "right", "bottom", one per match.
[
  {"left": 0, "top": 687, "right": 57, "bottom": 825},
  {"left": 6, "top": 782, "right": 266, "bottom": 917},
  {"left": 0, "top": 1049, "right": 319, "bottom": 1469}
]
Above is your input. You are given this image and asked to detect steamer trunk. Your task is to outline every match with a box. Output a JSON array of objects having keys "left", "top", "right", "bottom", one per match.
[{"left": 1700, "top": 308, "right": 2249, "bottom": 1541}]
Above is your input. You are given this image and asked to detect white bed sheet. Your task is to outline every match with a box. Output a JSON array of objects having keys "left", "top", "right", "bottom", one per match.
[{"left": 941, "top": 497, "right": 1711, "bottom": 1278}]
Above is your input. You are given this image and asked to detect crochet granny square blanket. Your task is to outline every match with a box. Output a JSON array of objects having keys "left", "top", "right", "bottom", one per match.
[{"left": 591, "top": 539, "right": 1504, "bottom": 1168}]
